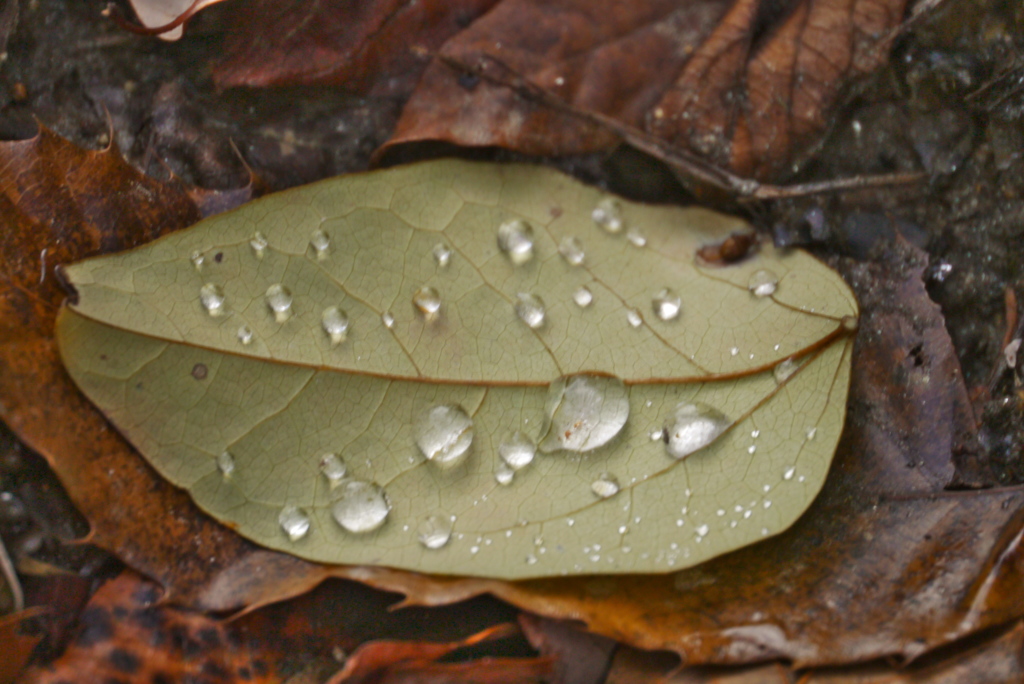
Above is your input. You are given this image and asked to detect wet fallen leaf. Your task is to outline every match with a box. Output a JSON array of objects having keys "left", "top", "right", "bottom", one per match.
[
  {"left": 208, "top": 0, "right": 906, "bottom": 180},
  {"left": 0, "top": 609, "right": 43, "bottom": 684},
  {"left": 56, "top": 159, "right": 856, "bottom": 578}
]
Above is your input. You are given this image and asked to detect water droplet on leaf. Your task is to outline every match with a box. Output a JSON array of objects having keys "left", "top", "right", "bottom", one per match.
[
  {"left": 190, "top": 251, "right": 204, "bottom": 270},
  {"left": 331, "top": 480, "right": 390, "bottom": 533},
  {"left": 417, "top": 514, "right": 453, "bottom": 549},
  {"left": 236, "top": 325, "right": 253, "bottom": 346},
  {"left": 200, "top": 283, "right": 226, "bottom": 317},
  {"left": 412, "top": 286, "right": 441, "bottom": 320},
  {"left": 250, "top": 232, "right": 268, "bottom": 259},
  {"left": 663, "top": 402, "right": 730, "bottom": 460},
  {"left": 773, "top": 358, "right": 800, "bottom": 383},
  {"left": 572, "top": 286, "right": 593, "bottom": 308},
  {"left": 309, "top": 229, "right": 330, "bottom": 260},
  {"left": 592, "top": 197, "right": 624, "bottom": 233},
  {"left": 626, "top": 308, "right": 643, "bottom": 328},
  {"left": 539, "top": 375, "right": 630, "bottom": 453},
  {"left": 321, "top": 306, "right": 350, "bottom": 345},
  {"left": 265, "top": 284, "right": 293, "bottom": 323},
  {"left": 495, "top": 463, "right": 514, "bottom": 485},
  {"left": 278, "top": 505, "right": 310, "bottom": 541},
  {"left": 748, "top": 269, "right": 779, "bottom": 297},
  {"left": 432, "top": 243, "right": 452, "bottom": 267},
  {"left": 591, "top": 473, "right": 620, "bottom": 498},
  {"left": 499, "top": 431, "right": 536, "bottom": 470},
  {"left": 497, "top": 218, "right": 535, "bottom": 265},
  {"left": 652, "top": 289, "right": 681, "bottom": 321},
  {"left": 514, "top": 293, "right": 546, "bottom": 329},
  {"left": 319, "top": 453, "right": 347, "bottom": 485},
  {"left": 414, "top": 404, "right": 474, "bottom": 468},
  {"left": 381, "top": 311, "right": 395, "bottom": 329},
  {"left": 626, "top": 228, "right": 646, "bottom": 247},
  {"left": 216, "top": 451, "right": 235, "bottom": 477},
  {"left": 558, "top": 236, "right": 585, "bottom": 265}
]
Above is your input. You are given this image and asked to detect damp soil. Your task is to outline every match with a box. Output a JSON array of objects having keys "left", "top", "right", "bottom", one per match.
[{"left": 1, "top": 0, "right": 1023, "bottom": 669}]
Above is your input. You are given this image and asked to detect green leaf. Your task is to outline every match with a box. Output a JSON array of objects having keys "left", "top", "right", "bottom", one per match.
[{"left": 56, "top": 160, "right": 856, "bottom": 579}]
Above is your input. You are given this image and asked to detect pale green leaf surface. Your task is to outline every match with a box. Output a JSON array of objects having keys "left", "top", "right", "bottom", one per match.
[{"left": 57, "top": 160, "right": 855, "bottom": 579}]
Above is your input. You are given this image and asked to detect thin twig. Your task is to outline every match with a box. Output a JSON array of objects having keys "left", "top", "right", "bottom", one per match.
[{"left": 437, "top": 53, "right": 924, "bottom": 201}]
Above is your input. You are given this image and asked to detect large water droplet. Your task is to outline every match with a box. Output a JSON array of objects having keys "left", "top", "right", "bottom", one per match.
[
  {"left": 515, "top": 293, "right": 546, "bottom": 329},
  {"left": 309, "top": 229, "right": 330, "bottom": 260},
  {"left": 190, "top": 251, "right": 205, "bottom": 271},
  {"left": 663, "top": 402, "right": 730, "bottom": 460},
  {"left": 592, "top": 197, "right": 624, "bottom": 233},
  {"left": 626, "top": 308, "right": 643, "bottom": 328},
  {"left": 748, "top": 269, "right": 779, "bottom": 297},
  {"left": 539, "top": 375, "right": 630, "bottom": 453},
  {"left": 773, "top": 357, "right": 800, "bottom": 383},
  {"left": 573, "top": 286, "right": 593, "bottom": 308},
  {"left": 331, "top": 480, "right": 390, "bottom": 534},
  {"left": 412, "top": 286, "right": 441, "bottom": 320},
  {"left": 265, "top": 284, "right": 293, "bottom": 322},
  {"left": 278, "top": 505, "right": 310, "bottom": 541},
  {"left": 417, "top": 514, "right": 453, "bottom": 550},
  {"left": 652, "top": 289, "right": 681, "bottom": 321},
  {"left": 321, "top": 306, "right": 350, "bottom": 345},
  {"left": 237, "top": 325, "right": 253, "bottom": 346},
  {"left": 200, "top": 283, "right": 226, "bottom": 317},
  {"left": 250, "top": 232, "right": 268, "bottom": 259},
  {"left": 216, "top": 451, "right": 235, "bottom": 477},
  {"left": 414, "top": 404, "right": 474, "bottom": 468},
  {"left": 499, "top": 431, "right": 536, "bottom": 470},
  {"left": 591, "top": 473, "right": 620, "bottom": 498},
  {"left": 319, "top": 453, "right": 347, "bottom": 486},
  {"left": 432, "top": 243, "right": 452, "bottom": 267},
  {"left": 558, "top": 236, "right": 585, "bottom": 266},
  {"left": 497, "top": 218, "right": 535, "bottom": 265}
]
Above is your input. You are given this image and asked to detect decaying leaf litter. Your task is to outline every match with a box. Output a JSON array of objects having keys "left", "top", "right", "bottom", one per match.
[{"left": 1, "top": 0, "right": 1023, "bottom": 681}]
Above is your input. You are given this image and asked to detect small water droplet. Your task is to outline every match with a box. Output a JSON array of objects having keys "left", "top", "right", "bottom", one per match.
[
  {"left": 216, "top": 451, "right": 235, "bottom": 477},
  {"left": 572, "top": 286, "right": 593, "bottom": 308},
  {"left": 412, "top": 286, "right": 441, "bottom": 320},
  {"left": 806, "top": 427, "right": 817, "bottom": 440},
  {"left": 696, "top": 524, "right": 709, "bottom": 536},
  {"left": 783, "top": 466, "right": 796, "bottom": 480},
  {"left": 748, "top": 269, "right": 778, "bottom": 297},
  {"left": 331, "top": 480, "right": 390, "bottom": 534},
  {"left": 495, "top": 463, "right": 514, "bottom": 485},
  {"left": 319, "top": 453, "right": 347, "bottom": 486},
  {"left": 414, "top": 404, "right": 474, "bottom": 468},
  {"left": 773, "top": 358, "right": 800, "bottom": 383},
  {"left": 417, "top": 514, "right": 453, "bottom": 550},
  {"left": 265, "top": 284, "right": 293, "bottom": 322},
  {"left": 649, "top": 428, "right": 664, "bottom": 441},
  {"left": 744, "top": 509, "right": 752, "bottom": 519},
  {"left": 663, "top": 402, "right": 730, "bottom": 459},
  {"left": 626, "top": 308, "right": 643, "bottom": 328},
  {"left": 250, "top": 232, "right": 268, "bottom": 259},
  {"left": 526, "top": 554, "right": 538, "bottom": 565},
  {"left": 626, "top": 228, "right": 646, "bottom": 247},
  {"left": 200, "top": 283, "right": 226, "bottom": 317},
  {"left": 470, "top": 545, "right": 480, "bottom": 554},
  {"left": 499, "top": 431, "right": 536, "bottom": 470},
  {"left": 592, "top": 197, "right": 624, "bottom": 233},
  {"left": 764, "top": 500, "right": 772, "bottom": 509},
  {"left": 514, "top": 293, "right": 546, "bottom": 329},
  {"left": 539, "top": 375, "right": 630, "bottom": 453},
  {"left": 591, "top": 473, "right": 620, "bottom": 498},
  {"left": 190, "top": 251, "right": 205, "bottom": 270},
  {"left": 381, "top": 311, "right": 395, "bottom": 329},
  {"left": 652, "top": 289, "right": 681, "bottom": 321},
  {"left": 278, "top": 505, "right": 310, "bottom": 541},
  {"left": 237, "top": 325, "right": 253, "bottom": 345},
  {"left": 309, "top": 229, "right": 330, "bottom": 260},
  {"left": 747, "top": 445, "right": 756, "bottom": 454},
  {"left": 558, "top": 236, "right": 585, "bottom": 265},
  {"left": 751, "top": 430, "right": 760, "bottom": 438},
  {"left": 497, "top": 218, "right": 535, "bottom": 265},
  {"left": 318, "top": 306, "right": 350, "bottom": 345},
  {"left": 567, "top": 518, "right": 575, "bottom": 526},
  {"left": 432, "top": 243, "right": 452, "bottom": 267},
  {"left": 730, "top": 347, "right": 739, "bottom": 356}
]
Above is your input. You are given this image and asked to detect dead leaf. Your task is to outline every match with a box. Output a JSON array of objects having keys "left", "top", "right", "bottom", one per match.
[
  {"left": 0, "top": 609, "right": 43, "bottom": 684},
  {"left": 519, "top": 613, "right": 617, "bottom": 684},
  {"left": 122, "top": 0, "right": 232, "bottom": 41}
]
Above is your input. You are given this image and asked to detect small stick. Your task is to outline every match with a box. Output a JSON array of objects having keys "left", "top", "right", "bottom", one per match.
[{"left": 437, "top": 53, "right": 924, "bottom": 201}]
